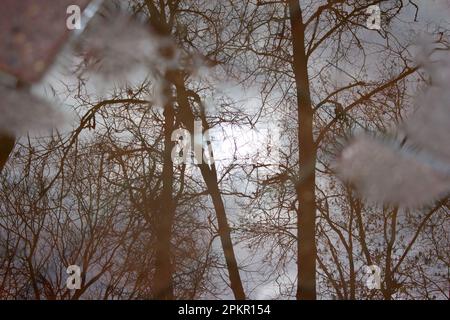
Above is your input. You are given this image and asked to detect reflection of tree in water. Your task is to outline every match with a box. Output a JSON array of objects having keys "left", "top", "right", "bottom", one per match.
[{"left": 0, "top": 0, "right": 448, "bottom": 300}]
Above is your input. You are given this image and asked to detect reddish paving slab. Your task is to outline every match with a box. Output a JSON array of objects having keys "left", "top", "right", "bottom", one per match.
[{"left": 0, "top": 0, "right": 91, "bottom": 83}]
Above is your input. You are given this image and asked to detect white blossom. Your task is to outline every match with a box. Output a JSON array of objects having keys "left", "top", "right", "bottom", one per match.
[
  {"left": 337, "top": 36, "right": 450, "bottom": 207},
  {"left": 0, "top": 87, "right": 66, "bottom": 136}
]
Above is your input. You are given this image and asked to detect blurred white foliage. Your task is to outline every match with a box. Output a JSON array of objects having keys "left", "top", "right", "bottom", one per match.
[
  {"left": 337, "top": 35, "right": 450, "bottom": 207},
  {"left": 0, "top": 11, "right": 182, "bottom": 137},
  {"left": 338, "top": 135, "right": 450, "bottom": 207},
  {"left": 0, "top": 86, "right": 66, "bottom": 136},
  {"left": 75, "top": 13, "right": 180, "bottom": 82}
]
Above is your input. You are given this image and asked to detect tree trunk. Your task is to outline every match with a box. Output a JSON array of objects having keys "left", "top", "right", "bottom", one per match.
[
  {"left": 288, "top": 0, "right": 317, "bottom": 300},
  {"left": 145, "top": 1, "right": 244, "bottom": 300},
  {"left": 172, "top": 73, "right": 246, "bottom": 299},
  {"left": 0, "top": 133, "right": 15, "bottom": 173},
  {"left": 153, "top": 82, "right": 175, "bottom": 299},
  {"left": 199, "top": 164, "right": 246, "bottom": 299}
]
